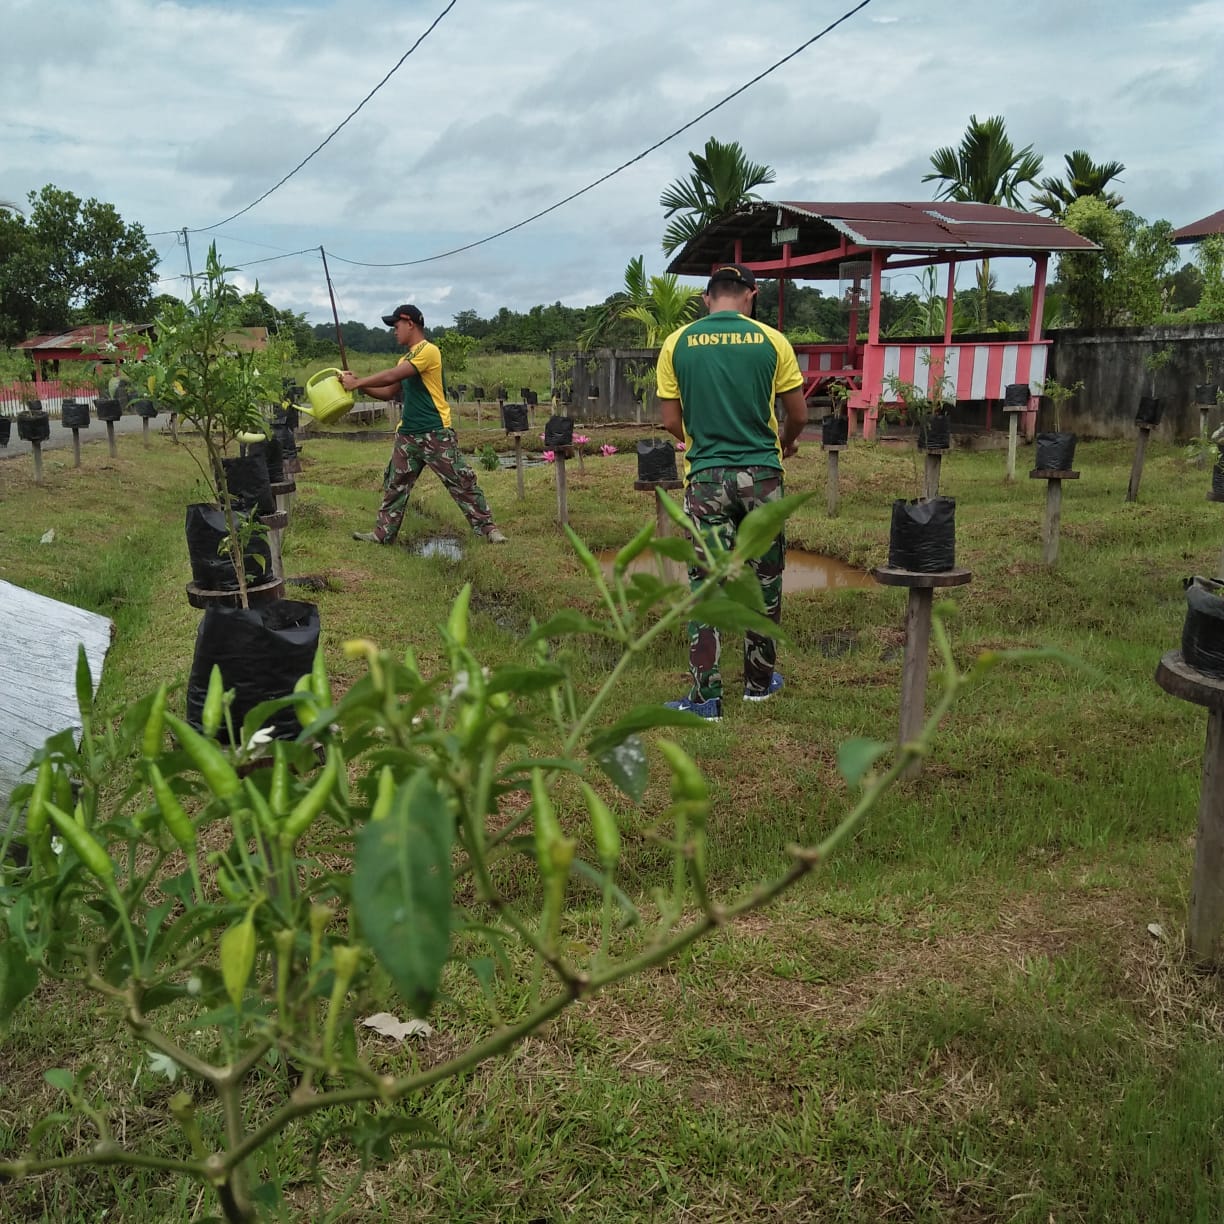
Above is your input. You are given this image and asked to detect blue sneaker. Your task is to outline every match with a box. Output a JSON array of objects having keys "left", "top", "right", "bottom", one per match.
[
  {"left": 663, "top": 695, "right": 723, "bottom": 721},
  {"left": 743, "top": 672, "right": 785, "bottom": 702}
]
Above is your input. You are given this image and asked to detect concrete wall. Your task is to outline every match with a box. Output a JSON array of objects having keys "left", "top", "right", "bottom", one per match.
[{"left": 1046, "top": 323, "right": 1224, "bottom": 440}]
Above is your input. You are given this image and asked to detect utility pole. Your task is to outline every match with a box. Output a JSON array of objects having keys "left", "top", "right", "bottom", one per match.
[{"left": 181, "top": 227, "right": 196, "bottom": 294}]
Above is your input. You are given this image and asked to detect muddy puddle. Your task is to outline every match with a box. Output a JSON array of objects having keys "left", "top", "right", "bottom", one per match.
[
  {"left": 413, "top": 537, "right": 464, "bottom": 561},
  {"left": 595, "top": 547, "right": 872, "bottom": 593}
]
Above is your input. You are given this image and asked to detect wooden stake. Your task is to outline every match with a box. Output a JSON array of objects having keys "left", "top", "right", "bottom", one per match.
[
  {"left": 1154, "top": 651, "right": 1224, "bottom": 966},
  {"left": 825, "top": 446, "right": 844, "bottom": 517},
  {"left": 923, "top": 450, "right": 944, "bottom": 500},
  {"left": 1126, "top": 424, "right": 1152, "bottom": 503},
  {"left": 105, "top": 421, "right": 117, "bottom": 458},
  {"left": 142, "top": 417, "right": 151, "bottom": 448},
  {"left": 1005, "top": 409, "right": 1021, "bottom": 482},
  {"left": 31, "top": 440, "right": 43, "bottom": 485},
  {"left": 555, "top": 449, "right": 569, "bottom": 525},
  {"left": 514, "top": 434, "right": 524, "bottom": 501},
  {"left": 1031, "top": 469, "right": 1079, "bottom": 567}
]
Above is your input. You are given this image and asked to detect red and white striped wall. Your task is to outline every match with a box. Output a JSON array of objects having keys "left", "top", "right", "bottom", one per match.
[{"left": 874, "top": 341, "right": 1049, "bottom": 403}]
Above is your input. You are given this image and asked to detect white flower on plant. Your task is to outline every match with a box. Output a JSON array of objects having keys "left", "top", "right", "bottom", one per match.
[
  {"left": 186, "top": 975, "right": 202, "bottom": 996},
  {"left": 245, "top": 726, "right": 275, "bottom": 752},
  {"left": 147, "top": 1052, "right": 180, "bottom": 1082},
  {"left": 50, "top": 836, "right": 64, "bottom": 856}
]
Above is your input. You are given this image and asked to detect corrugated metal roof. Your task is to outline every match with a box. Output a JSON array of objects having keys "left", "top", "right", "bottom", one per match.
[
  {"left": 16, "top": 323, "right": 151, "bottom": 353},
  {"left": 667, "top": 201, "right": 1099, "bottom": 279},
  {"left": 1171, "top": 209, "right": 1224, "bottom": 244}
]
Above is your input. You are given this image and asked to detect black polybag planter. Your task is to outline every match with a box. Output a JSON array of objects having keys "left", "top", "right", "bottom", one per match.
[
  {"left": 472, "top": 386, "right": 486, "bottom": 401},
  {"left": 1003, "top": 383, "right": 1030, "bottom": 408},
  {"left": 61, "top": 400, "right": 90, "bottom": 430},
  {"left": 17, "top": 411, "right": 49, "bottom": 443},
  {"left": 95, "top": 398, "right": 123, "bottom": 423},
  {"left": 821, "top": 414, "right": 849, "bottom": 446},
  {"left": 918, "top": 414, "right": 951, "bottom": 450},
  {"left": 1182, "top": 577, "right": 1224, "bottom": 678},
  {"left": 544, "top": 415, "right": 574, "bottom": 449},
  {"left": 271, "top": 421, "right": 298, "bottom": 461},
  {"left": 0, "top": 418, "right": 10, "bottom": 446},
  {"left": 185, "top": 503, "right": 273, "bottom": 591},
  {"left": 636, "top": 438, "right": 678, "bottom": 483},
  {"left": 132, "top": 398, "right": 158, "bottom": 418},
  {"left": 246, "top": 437, "right": 284, "bottom": 485},
  {"left": 888, "top": 497, "right": 956, "bottom": 572},
  {"left": 520, "top": 388, "right": 538, "bottom": 406},
  {"left": 1135, "top": 396, "right": 1163, "bottom": 426},
  {"left": 1196, "top": 384, "right": 1219, "bottom": 406},
  {"left": 501, "top": 402, "right": 529, "bottom": 433},
  {"left": 1035, "top": 432, "right": 1077, "bottom": 472},
  {"left": 223, "top": 454, "right": 275, "bottom": 517},
  {"left": 186, "top": 600, "right": 321, "bottom": 741}
]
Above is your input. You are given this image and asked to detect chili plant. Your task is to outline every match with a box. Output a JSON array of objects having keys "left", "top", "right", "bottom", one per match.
[{"left": 0, "top": 496, "right": 1025, "bottom": 1222}]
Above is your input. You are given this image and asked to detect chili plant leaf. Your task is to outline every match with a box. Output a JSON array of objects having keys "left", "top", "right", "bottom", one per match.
[
  {"left": 354, "top": 769, "right": 453, "bottom": 1018},
  {"left": 0, "top": 941, "right": 38, "bottom": 1023},
  {"left": 526, "top": 610, "right": 615, "bottom": 642},
  {"left": 837, "top": 738, "right": 890, "bottom": 789},
  {"left": 588, "top": 706, "right": 706, "bottom": 757},
  {"left": 591, "top": 733, "right": 650, "bottom": 803},
  {"left": 732, "top": 492, "right": 814, "bottom": 562}
]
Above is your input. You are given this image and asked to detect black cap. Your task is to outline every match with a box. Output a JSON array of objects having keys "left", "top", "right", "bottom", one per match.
[
  {"left": 706, "top": 263, "right": 757, "bottom": 291},
  {"left": 382, "top": 304, "right": 424, "bottom": 327}
]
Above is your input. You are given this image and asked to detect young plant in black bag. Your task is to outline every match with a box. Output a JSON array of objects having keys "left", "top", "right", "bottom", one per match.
[
  {"left": 882, "top": 360, "right": 954, "bottom": 491},
  {"left": 1137, "top": 347, "right": 1172, "bottom": 427},
  {"left": 1035, "top": 378, "right": 1083, "bottom": 472},
  {"left": 130, "top": 245, "right": 295, "bottom": 609}
]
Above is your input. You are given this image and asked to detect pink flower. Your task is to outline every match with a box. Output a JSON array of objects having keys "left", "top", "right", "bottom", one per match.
[
  {"left": 599, "top": 444, "right": 617, "bottom": 457},
  {"left": 574, "top": 434, "right": 590, "bottom": 446},
  {"left": 675, "top": 441, "right": 686, "bottom": 452},
  {"left": 539, "top": 433, "right": 546, "bottom": 441},
  {"left": 542, "top": 450, "right": 556, "bottom": 463}
]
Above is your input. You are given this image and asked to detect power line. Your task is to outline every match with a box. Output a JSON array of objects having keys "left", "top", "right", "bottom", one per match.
[
  {"left": 325, "top": 0, "right": 874, "bottom": 269},
  {"left": 193, "top": 0, "right": 458, "bottom": 234}
]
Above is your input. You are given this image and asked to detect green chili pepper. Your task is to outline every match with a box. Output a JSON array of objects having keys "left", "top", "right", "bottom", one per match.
[
  {"left": 328, "top": 744, "right": 349, "bottom": 807},
  {"left": 24, "top": 760, "right": 52, "bottom": 841},
  {"left": 580, "top": 782, "right": 620, "bottom": 870},
  {"left": 656, "top": 740, "right": 708, "bottom": 805},
  {"left": 243, "top": 777, "right": 277, "bottom": 838},
  {"left": 165, "top": 714, "right": 241, "bottom": 800},
  {"left": 370, "top": 765, "right": 395, "bottom": 822},
  {"left": 613, "top": 522, "right": 656, "bottom": 575},
  {"left": 220, "top": 914, "right": 256, "bottom": 1007},
  {"left": 280, "top": 752, "right": 338, "bottom": 843},
  {"left": 531, "top": 769, "right": 563, "bottom": 879},
  {"left": 293, "top": 674, "right": 320, "bottom": 728},
  {"left": 149, "top": 763, "right": 196, "bottom": 851},
  {"left": 54, "top": 769, "right": 74, "bottom": 815},
  {"left": 201, "top": 665, "right": 225, "bottom": 739},
  {"left": 447, "top": 583, "right": 472, "bottom": 649},
  {"left": 310, "top": 644, "right": 332, "bottom": 707},
  {"left": 143, "top": 684, "right": 168, "bottom": 759},
  {"left": 269, "top": 744, "right": 291, "bottom": 818},
  {"left": 44, "top": 802, "right": 113, "bottom": 882}
]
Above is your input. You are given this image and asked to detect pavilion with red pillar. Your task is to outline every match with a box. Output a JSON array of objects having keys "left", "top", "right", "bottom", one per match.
[{"left": 666, "top": 201, "right": 1098, "bottom": 440}]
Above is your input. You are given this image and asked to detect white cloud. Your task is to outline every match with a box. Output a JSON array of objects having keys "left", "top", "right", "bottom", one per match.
[{"left": 0, "top": 0, "right": 1219, "bottom": 329}]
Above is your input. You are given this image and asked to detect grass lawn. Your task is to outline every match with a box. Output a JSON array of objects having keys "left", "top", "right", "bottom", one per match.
[{"left": 1, "top": 423, "right": 1223, "bottom": 1222}]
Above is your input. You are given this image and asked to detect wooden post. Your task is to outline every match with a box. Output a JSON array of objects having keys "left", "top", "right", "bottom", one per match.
[
  {"left": 142, "top": 417, "right": 151, "bottom": 448},
  {"left": 635, "top": 479, "right": 685, "bottom": 585},
  {"left": 270, "top": 479, "right": 296, "bottom": 521},
  {"left": 514, "top": 435, "right": 524, "bottom": 501},
  {"left": 31, "top": 440, "right": 43, "bottom": 484},
  {"left": 71, "top": 428, "right": 82, "bottom": 469},
  {"left": 922, "top": 449, "right": 946, "bottom": 501},
  {"left": 259, "top": 511, "right": 288, "bottom": 581},
  {"left": 824, "top": 445, "right": 845, "bottom": 517},
  {"left": 1154, "top": 651, "right": 1224, "bottom": 966},
  {"left": 1004, "top": 405, "right": 1024, "bottom": 482},
  {"left": 105, "top": 421, "right": 118, "bottom": 458},
  {"left": 1030, "top": 468, "right": 1079, "bottom": 567},
  {"left": 1127, "top": 424, "right": 1152, "bottom": 503},
  {"left": 555, "top": 447, "right": 570, "bottom": 525},
  {"left": 872, "top": 565, "right": 973, "bottom": 781}
]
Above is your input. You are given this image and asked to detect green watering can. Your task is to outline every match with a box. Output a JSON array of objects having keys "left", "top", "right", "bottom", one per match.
[{"left": 302, "top": 368, "right": 355, "bottom": 424}]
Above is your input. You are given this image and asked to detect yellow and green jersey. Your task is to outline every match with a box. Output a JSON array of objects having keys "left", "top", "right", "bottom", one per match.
[
  {"left": 397, "top": 341, "right": 451, "bottom": 433},
  {"left": 656, "top": 311, "right": 803, "bottom": 478}
]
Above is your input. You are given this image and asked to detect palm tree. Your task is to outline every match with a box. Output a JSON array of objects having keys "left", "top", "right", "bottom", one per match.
[
  {"left": 659, "top": 138, "right": 776, "bottom": 256},
  {"left": 1030, "top": 150, "right": 1125, "bottom": 218},
  {"left": 923, "top": 115, "right": 1043, "bottom": 326},
  {"left": 579, "top": 255, "right": 702, "bottom": 350}
]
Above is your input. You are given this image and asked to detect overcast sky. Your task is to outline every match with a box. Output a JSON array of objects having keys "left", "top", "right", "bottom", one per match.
[{"left": 2, "top": 0, "right": 1221, "bottom": 330}]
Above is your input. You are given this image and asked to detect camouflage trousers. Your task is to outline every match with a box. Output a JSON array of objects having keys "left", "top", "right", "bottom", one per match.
[
  {"left": 373, "top": 428, "right": 497, "bottom": 542},
  {"left": 684, "top": 466, "right": 784, "bottom": 702}
]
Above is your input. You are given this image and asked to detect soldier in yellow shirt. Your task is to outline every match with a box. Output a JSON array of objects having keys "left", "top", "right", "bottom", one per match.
[{"left": 341, "top": 304, "right": 506, "bottom": 544}]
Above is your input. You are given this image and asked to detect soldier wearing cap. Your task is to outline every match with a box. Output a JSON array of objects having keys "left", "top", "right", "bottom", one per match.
[
  {"left": 341, "top": 305, "right": 507, "bottom": 545},
  {"left": 655, "top": 263, "right": 807, "bottom": 721}
]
